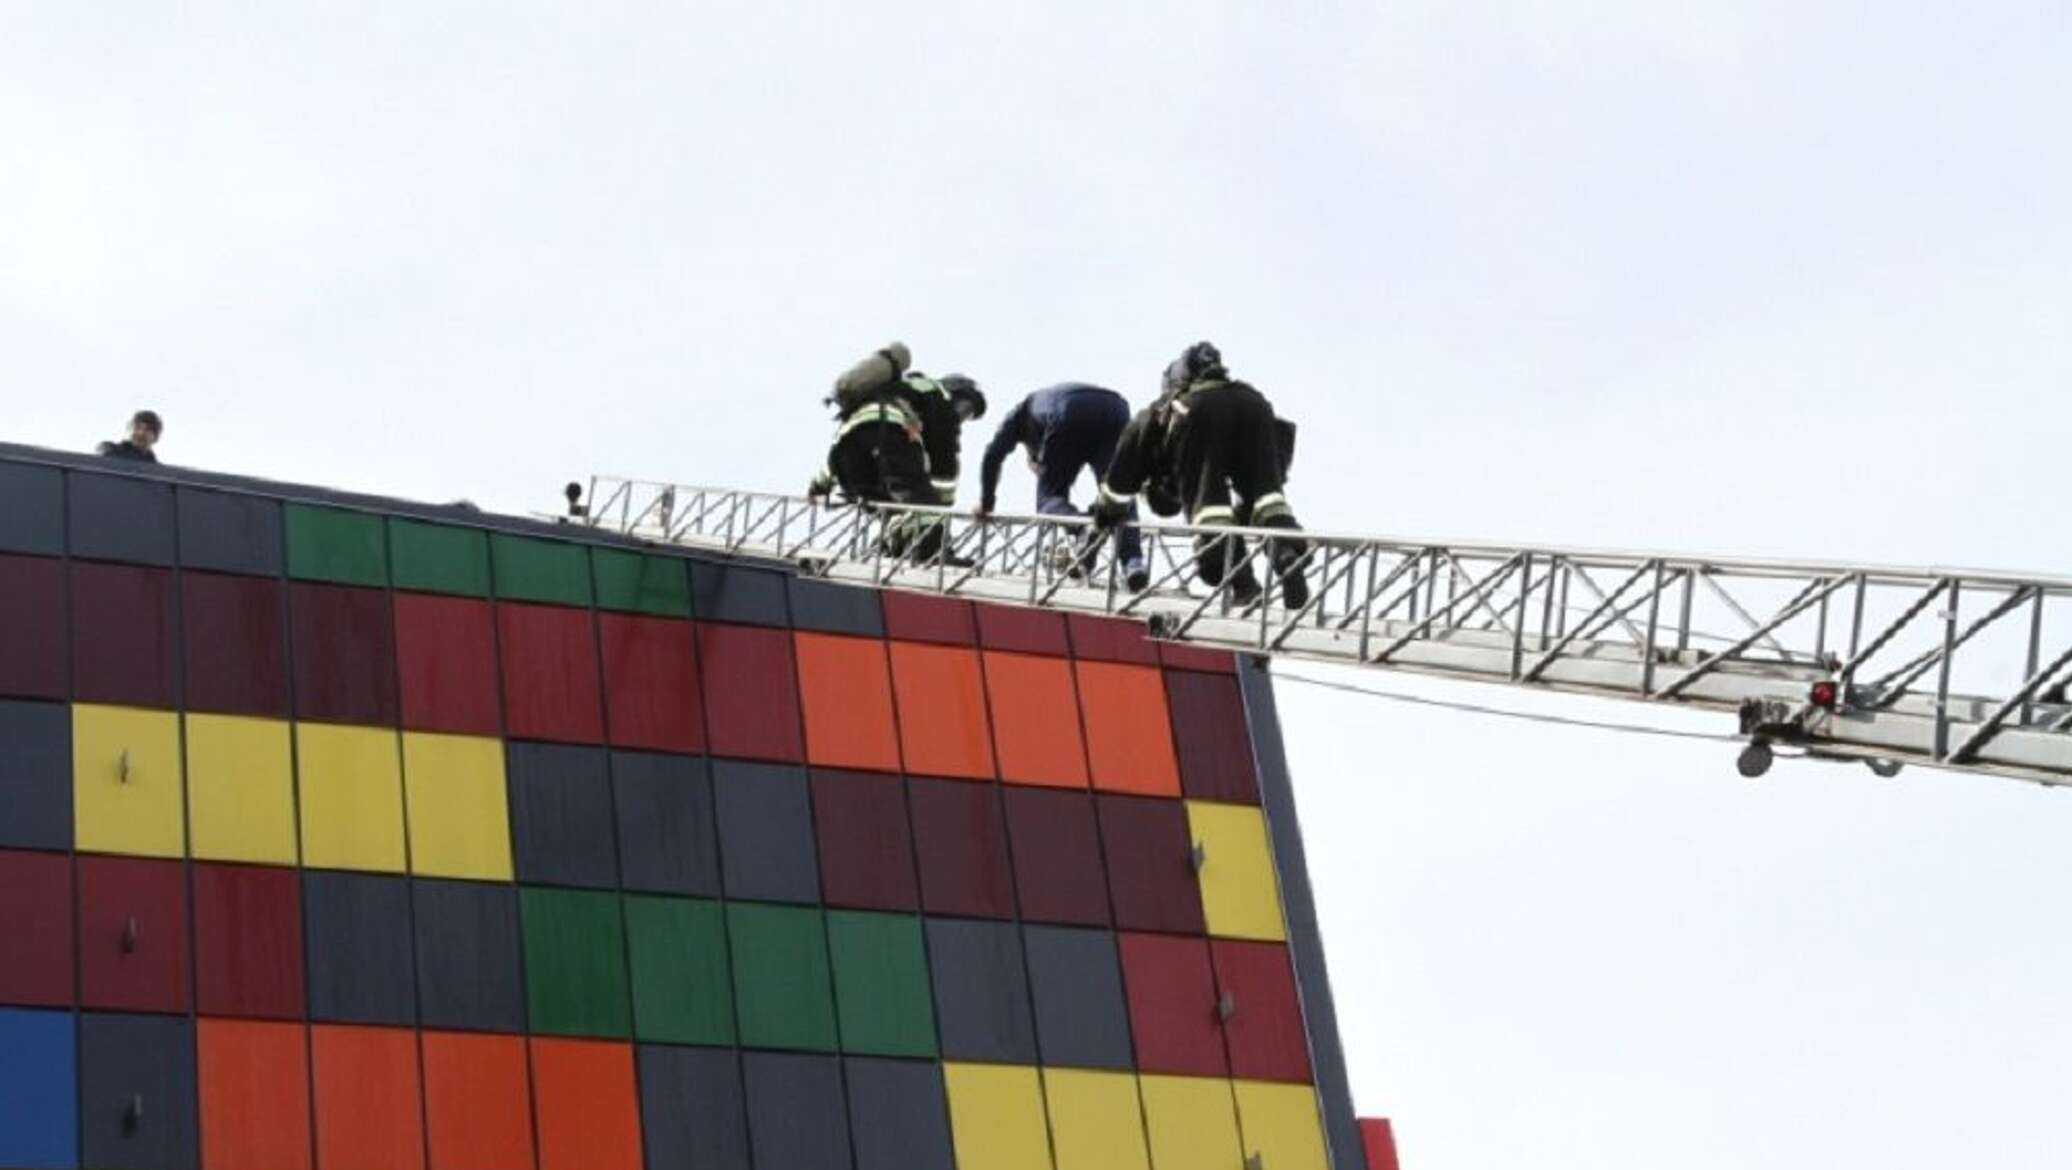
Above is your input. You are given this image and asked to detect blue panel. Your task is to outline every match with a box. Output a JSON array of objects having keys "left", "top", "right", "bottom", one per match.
[
  {"left": 0, "top": 1007, "right": 77, "bottom": 1169},
  {"left": 0, "top": 700, "right": 70, "bottom": 850},
  {"left": 0, "top": 462, "right": 64, "bottom": 556},
  {"left": 688, "top": 561, "right": 788, "bottom": 627},
  {"left": 67, "top": 470, "right": 176, "bottom": 566},
  {"left": 786, "top": 578, "right": 883, "bottom": 636},
  {"left": 176, "top": 488, "right": 283, "bottom": 576}
]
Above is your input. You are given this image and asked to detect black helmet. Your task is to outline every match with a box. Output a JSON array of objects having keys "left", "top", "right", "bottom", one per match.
[{"left": 941, "top": 374, "right": 987, "bottom": 420}]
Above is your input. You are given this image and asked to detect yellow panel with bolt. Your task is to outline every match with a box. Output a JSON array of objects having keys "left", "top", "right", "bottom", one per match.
[
  {"left": 1234, "top": 1079, "right": 1329, "bottom": 1170},
  {"left": 943, "top": 1063, "right": 1055, "bottom": 1170},
  {"left": 1186, "top": 801, "right": 1287, "bottom": 941},
  {"left": 73, "top": 703, "right": 186, "bottom": 857},
  {"left": 185, "top": 713, "right": 298, "bottom": 865},
  {"left": 1139, "top": 1074, "right": 1245, "bottom": 1170},
  {"left": 402, "top": 731, "right": 512, "bottom": 880},
  {"left": 1043, "top": 1068, "right": 1150, "bottom": 1170},
  {"left": 296, "top": 721, "right": 407, "bottom": 872}
]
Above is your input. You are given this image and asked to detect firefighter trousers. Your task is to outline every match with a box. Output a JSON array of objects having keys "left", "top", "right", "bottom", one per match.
[{"left": 1169, "top": 383, "right": 1308, "bottom": 595}]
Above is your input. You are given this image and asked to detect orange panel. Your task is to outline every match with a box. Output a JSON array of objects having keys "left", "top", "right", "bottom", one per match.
[
  {"left": 1076, "top": 661, "right": 1181, "bottom": 796},
  {"left": 984, "top": 651, "right": 1089, "bottom": 788},
  {"left": 199, "top": 1018, "right": 311, "bottom": 1170},
  {"left": 423, "top": 1031, "right": 535, "bottom": 1170},
  {"left": 794, "top": 632, "right": 902, "bottom": 772},
  {"left": 531, "top": 1037, "right": 643, "bottom": 1170},
  {"left": 312, "top": 1024, "right": 425, "bottom": 1170},
  {"left": 890, "top": 641, "right": 996, "bottom": 779}
]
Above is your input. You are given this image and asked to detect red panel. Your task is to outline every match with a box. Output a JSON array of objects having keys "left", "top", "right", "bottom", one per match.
[
  {"left": 72, "top": 560, "right": 178, "bottom": 708},
  {"left": 1211, "top": 939, "right": 1312, "bottom": 1083},
  {"left": 394, "top": 592, "right": 501, "bottom": 736},
  {"left": 1360, "top": 1118, "right": 1402, "bottom": 1170},
  {"left": 291, "top": 582, "right": 399, "bottom": 725},
  {"left": 181, "top": 571, "right": 289, "bottom": 717},
  {"left": 531, "top": 1037, "right": 642, "bottom": 1170},
  {"left": 498, "top": 601, "right": 604, "bottom": 744},
  {"left": 974, "top": 603, "right": 1069, "bottom": 655},
  {"left": 882, "top": 592, "right": 977, "bottom": 645},
  {"left": 600, "top": 612, "right": 704, "bottom": 753},
  {"left": 697, "top": 622, "right": 804, "bottom": 762},
  {"left": 983, "top": 651, "right": 1088, "bottom": 789},
  {"left": 1159, "top": 640, "right": 1236, "bottom": 673},
  {"left": 1094, "top": 794, "right": 1205, "bottom": 935},
  {"left": 313, "top": 1024, "right": 425, "bottom": 1170},
  {"left": 199, "top": 1018, "right": 312, "bottom": 1170},
  {"left": 1002, "top": 787, "right": 1110, "bottom": 927},
  {"left": 794, "top": 632, "right": 901, "bottom": 772},
  {"left": 888, "top": 642, "right": 995, "bottom": 780},
  {"left": 1165, "top": 669, "right": 1260, "bottom": 803},
  {"left": 1067, "top": 613, "right": 1160, "bottom": 664},
  {"left": 78, "top": 854, "right": 189, "bottom": 1012},
  {"left": 424, "top": 1031, "right": 534, "bottom": 1170},
  {"left": 194, "top": 862, "right": 305, "bottom": 1019},
  {"left": 1118, "top": 932, "right": 1226, "bottom": 1076},
  {"left": 1077, "top": 662, "right": 1182, "bottom": 796},
  {"left": 0, "top": 554, "right": 66, "bottom": 699},
  {"left": 909, "top": 776, "right": 1017, "bottom": 919},
  {"left": 811, "top": 768, "right": 919, "bottom": 911},
  {"left": 0, "top": 849, "right": 73, "bottom": 1005}
]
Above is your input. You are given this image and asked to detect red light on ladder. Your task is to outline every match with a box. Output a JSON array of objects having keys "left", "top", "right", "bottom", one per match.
[{"left": 1809, "top": 680, "right": 1839, "bottom": 709}]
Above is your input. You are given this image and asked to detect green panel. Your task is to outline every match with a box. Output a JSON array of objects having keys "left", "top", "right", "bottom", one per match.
[
  {"left": 625, "top": 894, "right": 735, "bottom": 1045},
  {"left": 521, "top": 886, "right": 630, "bottom": 1037},
  {"left": 827, "top": 910, "right": 937, "bottom": 1057},
  {"left": 285, "top": 504, "right": 388, "bottom": 586},
  {"left": 389, "top": 519, "right": 491, "bottom": 596},
  {"left": 491, "top": 533, "right": 594, "bottom": 606},
  {"left": 727, "top": 903, "right": 837, "bottom": 1052},
  {"left": 592, "top": 548, "right": 693, "bottom": 617}
]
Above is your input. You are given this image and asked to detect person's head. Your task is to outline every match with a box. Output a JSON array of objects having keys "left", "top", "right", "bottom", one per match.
[
  {"left": 941, "top": 374, "right": 987, "bottom": 422},
  {"left": 1172, "top": 340, "right": 1226, "bottom": 389},
  {"left": 127, "top": 410, "right": 163, "bottom": 449}
]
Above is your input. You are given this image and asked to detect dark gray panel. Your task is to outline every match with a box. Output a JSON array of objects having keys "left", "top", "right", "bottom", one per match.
[
  {"left": 175, "top": 488, "right": 283, "bottom": 576},
  {"left": 413, "top": 878, "right": 524, "bottom": 1031},
  {"left": 689, "top": 561, "right": 788, "bottom": 627},
  {"left": 1237, "top": 658, "right": 1367, "bottom": 1170},
  {"left": 1023, "top": 924, "right": 1134, "bottom": 1070},
  {"left": 925, "top": 917, "right": 1036, "bottom": 1063},
  {"left": 506, "top": 741, "right": 618, "bottom": 888},
  {"left": 611, "top": 750, "right": 720, "bottom": 896},
  {"left": 79, "top": 1011, "right": 198, "bottom": 1170},
  {"left": 786, "top": 578, "right": 883, "bottom": 636},
  {"left": 845, "top": 1057, "right": 955, "bottom": 1170},
  {"left": 711, "top": 760, "right": 818, "bottom": 904},
  {"left": 67, "top": 471, "right": 176, "bottom": 566},
  {"left": 303, "top": 871, "right": 416, "bottom": 1026},
  {"left": 742, "top": 1051, "right": 852, "bottom": 1170},
  {"left": 0, "top": 699, "right": 70, "bottom": 849},
  {"left": 638, "top": 1045, "right": 751, "bottom": 1170},
  {"left": 0, "top": 462, "right": 64, "bottom": 555}
]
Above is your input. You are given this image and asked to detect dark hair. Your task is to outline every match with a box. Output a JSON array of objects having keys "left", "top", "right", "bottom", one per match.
[{"left": 131, "top": 410, "right": 162, "bottom": 436}]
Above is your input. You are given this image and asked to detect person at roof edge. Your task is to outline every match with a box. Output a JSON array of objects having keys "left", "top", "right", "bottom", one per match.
[
  {"left": 978, "top": 382, "right": 1150, "bottom": 592},
  {"left": 1092, "top": 341, "right": 1308, "bottom": 609},
  {"left": 98, "top": 410, "right": 163, "bottom": 463},
  {"left": 808, "top": 342, "right": 986, "bottom": 565}
]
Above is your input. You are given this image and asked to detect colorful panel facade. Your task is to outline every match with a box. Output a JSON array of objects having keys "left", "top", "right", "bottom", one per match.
[{"left": 0, "top": 445, "right": 1360, "bottom": 1170}]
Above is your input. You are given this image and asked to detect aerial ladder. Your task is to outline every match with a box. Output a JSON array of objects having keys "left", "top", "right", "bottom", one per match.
[{"left": 575, "top": 477, "right": 2072, "bottom": 790}]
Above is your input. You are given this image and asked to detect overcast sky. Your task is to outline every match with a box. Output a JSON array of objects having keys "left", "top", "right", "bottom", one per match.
[{"left": 5, "top": 4, "right": 2070, "bottom": 1167}]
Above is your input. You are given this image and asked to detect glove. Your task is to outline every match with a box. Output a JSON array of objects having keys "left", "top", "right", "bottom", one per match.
[{"left": 807, "top": 475, "right": 831, "bottom": 500}]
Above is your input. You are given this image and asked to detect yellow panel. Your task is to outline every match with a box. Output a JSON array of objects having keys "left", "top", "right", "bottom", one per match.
[
  {"left": 73, "top": 704, "right": 185, "bottom": 857},
  {"left": 1043, "top": 1068, "right": 1149, "bottom": 1170},
  {"left": 943, "top": 1063, "right": 1054, "bottom": 1170},
  {"left": 402, "top": 732, "right": 512, "bottom": 880},
  {"left": 1139, "top": 1075, "right": 1244, "bottom": 1170},
  {"left": 185, "top": 714, "right": 298, "bottom": 864},
  {"left": 1186, "top": 801, "right": 1287, "bottom": 941},
  {"left": 1234, "top": 1080, "right": 1329, "bottom": 1170},
  {"left": 296, "top": 722, "right": 407, "bottom": 872}
]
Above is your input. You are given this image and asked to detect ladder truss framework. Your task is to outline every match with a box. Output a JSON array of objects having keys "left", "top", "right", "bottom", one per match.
[{"left": 584, "top": 477, "right": 2072, "bottom": 789}]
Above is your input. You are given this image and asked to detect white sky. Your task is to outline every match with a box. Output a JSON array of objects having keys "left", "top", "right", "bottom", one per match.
[{"left": 5, "top": 4, "right": 2070, "bottom": 1167}]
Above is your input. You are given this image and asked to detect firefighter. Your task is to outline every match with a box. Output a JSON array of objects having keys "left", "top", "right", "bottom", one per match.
[
  {"left": 1092, "top": 342, "right": 1309, "bottom": 607},
  {"left": 976, "top": 383, "right": 1149, "bottom": 592},
  {"left": 808, "top": 344, "right": 984, "bottom": 563}
]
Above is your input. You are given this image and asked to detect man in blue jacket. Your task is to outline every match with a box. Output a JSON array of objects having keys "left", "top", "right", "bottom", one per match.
[{"left": 977, "top": 383, "right": 1149, "bottom": 592}]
